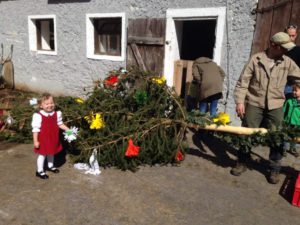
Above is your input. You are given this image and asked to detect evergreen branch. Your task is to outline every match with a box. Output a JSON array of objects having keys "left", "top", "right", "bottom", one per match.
[{"left": 166, "top": 88, "right": 187, "bottom": 120}]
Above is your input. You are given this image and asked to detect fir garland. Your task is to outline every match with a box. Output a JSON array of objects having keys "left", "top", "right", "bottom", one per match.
[{"left": 2, "top": 68, "right": 300, "bottom": 170}]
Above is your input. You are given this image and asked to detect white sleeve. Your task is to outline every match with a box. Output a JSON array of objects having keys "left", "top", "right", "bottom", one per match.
[
  {"left": 57, "top": 111, "right": 63, "bottom": 125},
  {"left": 32, "top": 113, "right": 42, "bottom": 132}
]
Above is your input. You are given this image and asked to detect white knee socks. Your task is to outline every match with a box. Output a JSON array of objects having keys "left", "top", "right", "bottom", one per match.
[
  {"left": 47, "top": 155, "right": 54, "bottom": 169},
  {"left": 37, "top": 154, "right": 46, "bottom": 172},
  {"left": 37, "top": 154, "right": 55, "bottom": 172}
]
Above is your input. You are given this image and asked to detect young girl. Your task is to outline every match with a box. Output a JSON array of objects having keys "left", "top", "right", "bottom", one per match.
[
  {"left": 31, "top": 93, "right": 69, "bottom": 179},
  {"left": 283, "top": 83, "right": 300, "bottom": 157}
]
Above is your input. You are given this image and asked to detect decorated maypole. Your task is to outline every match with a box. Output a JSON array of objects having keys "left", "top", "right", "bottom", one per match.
[{"left": 1, "top": 67, "right": 300, "bottom": 171}]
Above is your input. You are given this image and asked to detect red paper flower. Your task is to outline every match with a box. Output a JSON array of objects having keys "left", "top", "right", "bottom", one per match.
[
  {"left": 104, "top": 75, "right": 119, "bottom": 86},
  {"left": 175, "top": 150, "right": 184, "bottom": 161},
  {"left": 125, "top": 139, "right": 140, "bottom": 157}
]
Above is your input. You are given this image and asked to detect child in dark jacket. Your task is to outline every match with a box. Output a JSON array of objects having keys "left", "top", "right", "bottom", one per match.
[
  {"left": 187, "top": 57, "right": 225, "bottom": 116},
  {"left": 283, "top": 83, "right": 300, "bottom": 157}
]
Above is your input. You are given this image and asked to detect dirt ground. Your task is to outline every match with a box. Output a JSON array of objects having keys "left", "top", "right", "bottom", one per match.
[{"left": 1, "top": 129, "right": 300, "bottom": 225}]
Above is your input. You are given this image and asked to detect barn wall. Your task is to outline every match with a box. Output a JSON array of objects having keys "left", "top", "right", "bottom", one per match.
[{"left": 0, "top": 0, "right": 257, "bottom": 124}]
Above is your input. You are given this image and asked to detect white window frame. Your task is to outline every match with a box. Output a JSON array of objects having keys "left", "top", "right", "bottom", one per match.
[
  {"left": 28, "top": 15, "right": 57, "bottom": 55},
  {"left": 86, "top": 13, "right": 126, "bottom": 61}
]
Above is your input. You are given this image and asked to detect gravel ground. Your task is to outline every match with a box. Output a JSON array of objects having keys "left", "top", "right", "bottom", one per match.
[{"left": 1, "top": 130, "right": 300, "bottom": 225}]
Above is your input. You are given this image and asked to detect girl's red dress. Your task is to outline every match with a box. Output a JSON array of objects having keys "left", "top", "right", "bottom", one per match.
[{"left": 34, "top": 112, "right": 62, "bottom": 155}]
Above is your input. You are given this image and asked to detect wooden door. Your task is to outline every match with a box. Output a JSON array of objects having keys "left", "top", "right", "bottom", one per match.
[
  {"left": 127, "top": 18, "right": 165, "bottom": 75},
  {"left": 251, "top": 0, "right": 300, "bottom": 54}
]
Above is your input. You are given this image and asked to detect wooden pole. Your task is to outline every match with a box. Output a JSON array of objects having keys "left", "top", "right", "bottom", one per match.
[{"left": 194, "top": 124, "right": 268, "bottom": 135}]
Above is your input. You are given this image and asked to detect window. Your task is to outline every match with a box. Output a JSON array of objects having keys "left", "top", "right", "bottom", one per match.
[
  {"left": 94, "top": 18, "right": 121, "bottom": 56},
  {"left": 28, "top": 15, "right": 57, "bottom": 55},
  {"left": 86, "top": 13, "right": 125, "bottom": 61}
]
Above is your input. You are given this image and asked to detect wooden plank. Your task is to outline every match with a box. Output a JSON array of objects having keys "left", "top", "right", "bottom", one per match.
[
  {"left": 251, "top": 0, "right": 275, "bottom": 54},
  {"left": 127, "top": 36, "right": 164, "bottom": 45},
  {"left": 130, "top": 43, "right": 147, "bottom": 71},
  {"left": 173, "top": 60, "right": 184, "bottom": 96},
  {"left": 127, "top": 18, "right": 166, "bottom": 74},
  {"left": 270, "top": 0, "right": 292, "bottom": 36},
  {"left": 290, "top": 0, "right": 300, "bottom": 46},
  {"left": 186, "top": 61, "right": 194, "bottom": 83}
]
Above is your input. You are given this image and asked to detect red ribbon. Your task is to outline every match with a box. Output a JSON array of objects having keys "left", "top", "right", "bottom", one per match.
[
  {"left": 175, "top": 150, "right": 184, "bottom": 161},
  {"left": 104, "top": 75, "right": 119, "bottom": 86},
  {"left": 125, "top": 139, "right": 140, "bottom": 157}
]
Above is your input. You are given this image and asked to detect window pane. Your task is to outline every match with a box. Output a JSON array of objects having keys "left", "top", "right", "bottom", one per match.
[
  {"left": 93, "top": 18, "right": 121, "bottom": 56},
  {"left": 36, "top": 19, "right": 55, "bottom": 51}
]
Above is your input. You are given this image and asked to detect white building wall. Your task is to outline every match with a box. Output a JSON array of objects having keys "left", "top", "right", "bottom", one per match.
[{"left": 0, "top": 0, "right": 257, "bottom": 124}]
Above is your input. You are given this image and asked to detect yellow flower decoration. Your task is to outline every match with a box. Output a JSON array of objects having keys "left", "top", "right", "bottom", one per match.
[
  {"left": 152, "top": 76, "right": 166, "bottom": 85},
  {"left": 75, "top": 98, "right": 84, "bottom": 104},
  {"left": 84, "top": 113, "right": 105, "bottom": 130},
  {"left": 213, "top": 112, "right": 231, "bottom": 125}
]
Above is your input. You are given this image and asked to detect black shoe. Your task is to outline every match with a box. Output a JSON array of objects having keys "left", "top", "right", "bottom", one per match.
[
  {"left": 36, "top": 171, "right": 49, "bottom": 179},
  {"left": 47, "top": 167, "right": 60, "bottom": 173}
]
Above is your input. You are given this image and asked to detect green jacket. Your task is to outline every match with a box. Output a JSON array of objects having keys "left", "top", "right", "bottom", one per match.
[{"left": 283, "top": 98, "right": 300, "bottom": 125}]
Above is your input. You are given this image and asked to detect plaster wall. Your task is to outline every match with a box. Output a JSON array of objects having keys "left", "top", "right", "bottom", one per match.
[{"left": 0, "top": 0, "right": 257, "bottom": 124}]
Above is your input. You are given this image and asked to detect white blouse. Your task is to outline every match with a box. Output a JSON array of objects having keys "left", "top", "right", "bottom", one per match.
[{"left": 31, "top": 110, "right": 63, "bottom": 132}]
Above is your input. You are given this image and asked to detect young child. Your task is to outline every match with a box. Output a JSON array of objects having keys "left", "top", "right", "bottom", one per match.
[
  {"left": 31, "top": 93, "right": 70, "bottom": 179},
  {"left": 283, "top": 83, "right": 300, "bottom": 157}
]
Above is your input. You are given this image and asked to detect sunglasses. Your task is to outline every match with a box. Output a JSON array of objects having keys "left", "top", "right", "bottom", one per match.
[{"left": 286, "top": 24, "right": 298, "bottom": 30}]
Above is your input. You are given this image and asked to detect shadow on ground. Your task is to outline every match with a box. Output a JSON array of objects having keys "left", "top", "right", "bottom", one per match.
[{"left": 188, "top": 128, "right": 300, "bottom": 205}]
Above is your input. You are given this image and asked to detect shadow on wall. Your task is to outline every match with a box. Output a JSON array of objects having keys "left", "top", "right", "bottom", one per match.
[{"left": 48, "top": 0, "right": 91, "bottom": 3}]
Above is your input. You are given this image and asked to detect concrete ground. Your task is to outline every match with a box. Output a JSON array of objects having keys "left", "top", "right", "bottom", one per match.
[{"left": 1, "top": 130, "right": 300, "bottom": 225}]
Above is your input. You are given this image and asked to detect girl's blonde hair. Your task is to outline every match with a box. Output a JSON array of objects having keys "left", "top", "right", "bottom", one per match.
[{"left": 38, "top": 92, "right": 54, "bottom": 105}]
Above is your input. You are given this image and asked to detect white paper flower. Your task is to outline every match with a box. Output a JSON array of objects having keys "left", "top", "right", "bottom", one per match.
[
  {"left": 121, "top": 69, "right": 128, "bottom": 74},
  {"left": 6, "top": 116, "right": 14, "bottom": 125},
  {"left": 29, "top": 98, "right": 38, "bottom": 105},
  {"left": 63, "top": 126, "right": 78, "bottom": 143}
]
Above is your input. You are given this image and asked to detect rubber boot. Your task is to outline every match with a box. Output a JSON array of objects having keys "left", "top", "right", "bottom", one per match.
[
  {"left": 268, "top": 171, "right": 280, "bottom": 184},
  {"left": 230, "top": 162, "right": 247, "bottom": 176},
  {"left": 230, "top": 150, "right": 250, "bottom": 176}
]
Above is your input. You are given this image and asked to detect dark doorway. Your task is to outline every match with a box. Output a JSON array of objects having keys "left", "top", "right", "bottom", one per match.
[{"left": 180, "top": 20, "right": 216, "bottom": 60}]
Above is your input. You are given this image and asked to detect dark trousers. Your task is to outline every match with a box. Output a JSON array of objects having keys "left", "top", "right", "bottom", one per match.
[{"left": 238, "top": 104, "right": 284, "bottom": 172}]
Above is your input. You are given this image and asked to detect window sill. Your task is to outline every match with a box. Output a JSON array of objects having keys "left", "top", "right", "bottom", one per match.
[
  {"left": 87, "top": 53, "right": 124, "bottom": 61},
  {"left": 32, "top": 50, "right": 58, "bottom": 55}
]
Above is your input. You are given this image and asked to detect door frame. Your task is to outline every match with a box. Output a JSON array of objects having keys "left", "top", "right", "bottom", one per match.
[{"left": 163, "top": 7, "right": 226, "bottom": 87}]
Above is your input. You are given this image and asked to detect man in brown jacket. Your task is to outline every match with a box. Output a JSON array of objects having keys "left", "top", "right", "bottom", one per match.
[{"left": 232, "top": 32, "right": 300, "bottom": 184}]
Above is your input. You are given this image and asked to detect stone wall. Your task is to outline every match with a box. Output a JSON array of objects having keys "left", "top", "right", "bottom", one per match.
[{"left": 0, "top": 0, "right": 258, "bottom": 124}]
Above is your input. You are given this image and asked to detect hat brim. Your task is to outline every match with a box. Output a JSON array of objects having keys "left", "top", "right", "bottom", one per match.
[{"left": 281, "top": 42, "right": 296, "bottom": 50}]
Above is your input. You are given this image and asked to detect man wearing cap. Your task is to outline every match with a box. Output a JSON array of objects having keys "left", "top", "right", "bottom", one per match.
[{"left": 231, "top": 32, "right": 300, "bottom": 184}]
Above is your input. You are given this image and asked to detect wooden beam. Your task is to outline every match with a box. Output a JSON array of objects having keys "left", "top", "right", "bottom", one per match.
[
  {"left": 127, "top": 36, "right": 164, "bottom": 45},
  {"left": 130, "top": 43, "right": 148, "bottom": 71},
  {"left": 194, "top": 124, "right": 268, "bottom": 135}
]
